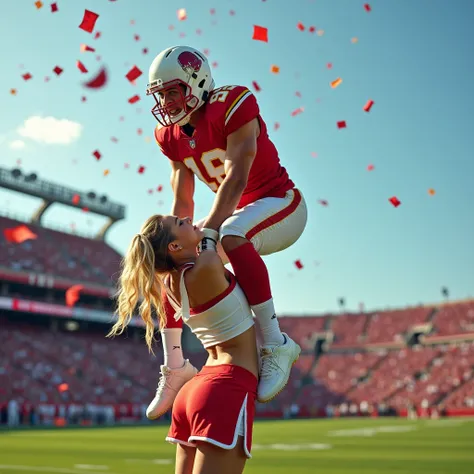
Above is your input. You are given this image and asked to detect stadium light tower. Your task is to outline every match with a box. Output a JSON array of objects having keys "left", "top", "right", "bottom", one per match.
[{"left": 0, "top": 166, "right": 126, "bottom": 240}]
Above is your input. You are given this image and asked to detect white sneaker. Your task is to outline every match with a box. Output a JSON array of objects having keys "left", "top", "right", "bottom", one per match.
[
  {"left": 146, "top": 359, "right": 198, "bottom": 420},
  {"left": 257, "top": 333, "right": 301, "bottom": 403}
]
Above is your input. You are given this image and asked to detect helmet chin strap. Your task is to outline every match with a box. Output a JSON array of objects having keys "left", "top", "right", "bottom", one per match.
[{"left": 177, "top": 114, "right": 191, "bottom": 126}]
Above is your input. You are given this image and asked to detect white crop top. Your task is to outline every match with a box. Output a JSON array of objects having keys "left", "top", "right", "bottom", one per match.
[{"left": 165, "top": 264, "right": 254, "bottom": 348}]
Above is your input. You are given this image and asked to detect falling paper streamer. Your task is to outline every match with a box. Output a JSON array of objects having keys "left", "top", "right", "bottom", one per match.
[
  {"left": 3, "top": 225, "right": 38, "bottom": 244},
  {"left": 252, "top": 25, "right": 268, "bottom": 42},
  {"left": 291, "top": 107, "right": 304, "bottom": 117},
  {"left": 66, "top": 285, "right": 83, "bottom": 307},
  {"left": 126, "top": 65, "right": 142, "bottom": 82},
  {"left": 364, "top": 99, "right": 374, "bottom": 112},
  {"left": 80, "top": 44, "right": 95, "bottom": 53},
  {"left": 389, "top": 196, "right": 401, "bottom": 207},
  {"left": 79, "top": 9, "right": 99, "bottom": 33},
  {"left": 76, "top": 60, "right": 88, "bottom": 73},
  {"left": 82, "top": 66, "right": 108, "bottom": 89}
]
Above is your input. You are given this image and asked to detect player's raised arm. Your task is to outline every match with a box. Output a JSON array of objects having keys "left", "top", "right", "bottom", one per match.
[
  {"left": 170, "top": 160, "right": 195, "bottom": 220},
  {"left": 203, "top": 118, "right": 259, "bottom": 230}
]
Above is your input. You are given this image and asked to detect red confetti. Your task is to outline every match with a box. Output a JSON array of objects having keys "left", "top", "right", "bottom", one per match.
[
  {"left": 148, "top": 189, "right": 153, "bottom": 195},
  {"left": 44, "top": 76, "right": 50, "bottom": 82},
  {"left": 137, "top": 128, "right": 143, "bottom": 135},
  {"left": 3, "top": 225, "right": 38, "bottom": 244},
  {"left": 274, "top": 122, "right": 280, "bottom": 131},
  {"left": 124, "top": 163, "right": 130, "bottom": 168},
  {"left": 291, "top": 107, "right": 304, "bottom": 117},
  {"left": 82, "top": 66, "right": 108, "bottom": 88},
  {"left": 230, "top": 10, "right": 235, "bottom": 15},
  {"left": 252, "top": 25, "right": 268, "bottom": 42},
  {"left": 51, "top": 2, "right": 58, "bottom": 12},
  {"left": 327, "top": 63, "right": 333, "bottom": 69},
  {"left": 294, "top": 259, "right": 304, "bottom": 270},
  {"left": 364, "top": 3, "right": 371, "bottom": 12},
  {"left": 363, "top": 99, "right": 374, "bottom": 112},
  {"left": 93, "top": 150, "right": 101, "bottom": 160},
  {"left": 110, "top": 137, "right": 118, "bottom": 143},
  {"left": 142, "top": 47, "right": 148, "bottom": 54},
  {"left": 389, "top": 196, "right": 401, "bottom": 207},
  {"left": 79, "top": 9, "right": 99, "bottom": 33},
  {"left": 53, "top": 66, "right": 63, "bottom": 76},
  {"left": 94, "top": 31, "right": 101, "bottom": 39},
  {"left": 295, "top": 91, "right": 302, "bottom": 98},
  {"left": 337, "top": 120, "right": 347, "bottom": 129},
  {"left": 81, "top": 96, "right": 87, "bottom": 102},
  {"left": 126, "top": 65, "right": 142, "bottom": 82},
  {"left": 72, "top": 194, "right": 80, "bottom": 205},
  {"left": 311, "top": 152, "right": 317, "bottom": 158},
  {"left": 134, "top": 34, "right": 140, "bottom": 41},
  {"left": 128, "top": 94, "right": 140, "bottom": 104},
  {"left": 211, "top": 62, "right": 218, "bottom": 68},
  {"left": 22, "top": 73, "right": 32, "bottom": 81},
  {"left": 309, "top": 26, "right": 316, "bottom": 33},
  {"left": 157, "top": 185, "right": 163, "bottom": 192},
  {"left": 66, "top": 285, "right": 83, "bottom": 307},
  {"left": 138, "top": 165, "right": 145, "bottom": 174},
  {"left": 318, "top": 199, "right": 328, "bottom": 206},
  {"left": 80, "top": 44, "right": 95, "bottom": 53},
  {"left": 58, "top": 383, "right": 69, "bottom": 392},
  {"left": 297, "top": 22, "right": 305, "bottom": 31},
  {"left": 210, "top": 8, "right": 216, "bottom": 14},
  {"left": 76, "top": 60, "right": 88, "bottom": 73},
  {"left": 252, "top": 81, "right": 261, "bottom": 92},
  {"left": 367, "top": 164, "right": 374, "bottom": 171}
]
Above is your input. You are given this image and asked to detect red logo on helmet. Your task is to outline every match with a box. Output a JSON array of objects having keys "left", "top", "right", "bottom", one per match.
[{"left": 177, "top": 51, "right": 202, "bottom": 74}]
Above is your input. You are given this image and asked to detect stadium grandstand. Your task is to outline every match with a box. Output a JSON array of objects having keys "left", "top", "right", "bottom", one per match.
[{"left": 1, "top": 167, "right": 474, "bottom": 427}]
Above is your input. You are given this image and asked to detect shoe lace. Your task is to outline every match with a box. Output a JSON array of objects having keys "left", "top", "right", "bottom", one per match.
[
  {"left": 155, "top": 367, "right": 173, "bottom": 394},
  {"left": 260, "top": 348, "right": 281, "bottom": 380}
]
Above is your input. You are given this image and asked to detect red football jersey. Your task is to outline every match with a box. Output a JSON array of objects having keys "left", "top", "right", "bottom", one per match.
[{"left": 154, "top": 85, "right": 294, "bottom": 208}]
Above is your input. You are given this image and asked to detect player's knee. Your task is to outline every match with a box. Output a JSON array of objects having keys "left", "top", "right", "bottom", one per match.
[{"left": 221, "top": 235, "right": 248, "bottom": 252}]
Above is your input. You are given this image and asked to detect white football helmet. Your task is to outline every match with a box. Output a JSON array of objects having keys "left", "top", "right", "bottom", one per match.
[{"left": 146, "top": 45, "right": 215, "bottom": 127}]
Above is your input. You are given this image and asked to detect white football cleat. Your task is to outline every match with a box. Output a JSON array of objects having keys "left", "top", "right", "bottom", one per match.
[
  {"left": 146, "top": 359, "right": 198, "bottom": 420},
  {"left": 257, "top": 333, "right": 301, "bottom": 403}
]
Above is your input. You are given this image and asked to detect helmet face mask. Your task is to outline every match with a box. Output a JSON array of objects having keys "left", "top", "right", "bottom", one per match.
[
  {"left": 149, "top": 80, "right": 198, "bottom": 127},
  {"left": 146, "top": 46, "right": 215, "bottom": 127}
]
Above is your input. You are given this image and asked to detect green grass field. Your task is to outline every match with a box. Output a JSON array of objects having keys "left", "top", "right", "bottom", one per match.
[{"left": 1, "top": 417, "right": 473, "bottom": 473}]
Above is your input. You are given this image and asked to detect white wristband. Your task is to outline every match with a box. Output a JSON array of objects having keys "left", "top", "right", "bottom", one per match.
[{"left": 198, "top": 228, "right": 219, "bottom": 253}]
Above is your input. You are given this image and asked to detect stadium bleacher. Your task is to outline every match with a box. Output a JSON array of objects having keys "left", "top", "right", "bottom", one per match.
[{"left": 1, "top": 214, "right": 474, "bottom": 426}]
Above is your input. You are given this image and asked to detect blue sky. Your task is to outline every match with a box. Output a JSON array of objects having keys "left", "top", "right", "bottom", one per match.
[{"left": 0, "top": 0, "right": 473, "bottom": 315}]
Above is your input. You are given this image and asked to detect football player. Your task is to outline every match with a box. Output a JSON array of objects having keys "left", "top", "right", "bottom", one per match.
[{"left": 145, "top": 45, "right": 308, "bottom": 419}]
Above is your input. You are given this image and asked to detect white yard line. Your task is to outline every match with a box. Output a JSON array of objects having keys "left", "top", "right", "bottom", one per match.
[{"left": 0, "top": 465, "right": 115, "bottom": 474}]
